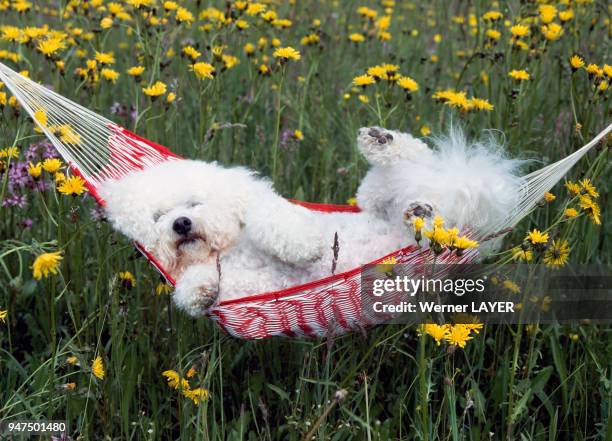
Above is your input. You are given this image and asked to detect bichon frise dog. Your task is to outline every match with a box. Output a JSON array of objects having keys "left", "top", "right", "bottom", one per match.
[{"left": 99, "top": 126, "right": 522, "bottom": 316}]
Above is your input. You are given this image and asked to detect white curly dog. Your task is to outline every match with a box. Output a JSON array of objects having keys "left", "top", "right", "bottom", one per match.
[{"left": 99, "top": 126, "right": 522, "bottom": 316}]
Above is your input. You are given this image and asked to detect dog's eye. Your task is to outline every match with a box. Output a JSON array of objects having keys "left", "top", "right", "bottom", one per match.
[
  {"left": 188, "top": 202, "right": 202, "bottom": 208},
  {"left": 153, "top": 211, "right": 165, "bottom": 222}
]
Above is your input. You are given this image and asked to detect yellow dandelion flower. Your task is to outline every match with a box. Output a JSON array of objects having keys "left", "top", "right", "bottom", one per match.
[
  {"left": 66, "top": 355, "right": 78, "bottom": 365},
  {"left": 183, "top": 387, "right": 209, "bottom": 405},
  {"left": 156, "top": 283, "right": 173, "bottom": 295},
  {"left": 565, "top": 180, "right": 581, "bottom": 195},
  {"left": 58, "top": 176, "right": 87, "bottom": 196},
  {"left": 0, "top": 309, "right": 7, "bottom": 323},
  {"left": 585, "top": 64, "right": 603, "bottom": 77},
  {"left": 127, "top": 66, "right": 145, "bottom": 77},
  {"left": 456, "top": 322, "right": 484, "bottom": 334},
  {"left": 92, "top": 356, "right": 105, "bottom": 380},
  {"left": 526, "top": 229, "right": 549, "bottom": 246},
  {"left": 512, "top": 247, "right": 533, "bottom": 262},
  {"left": 42, "top": 158, "right": 62, "bottom": 173},
  {"left": 559, "top": 10, "right": 573, "bottom": 22},
  {"left": 376, "top": 256, "right": 397, "bottom": 274},
  {"left": 118, "top": 271, "right": 136, "bottom": 289},
  {"left": 486, "top": 29, "right": 501, "bottom": 41},
  {"left": 166, "top": 92, "right": 176, "bottom": 104},
  {"left": 509, "top": 69, "right": 530, "bottom": 81},
  {"left": 397, "top": 75, "right": 419, "bottom": 92},
  {"left": 357, "top": 6, "right": 377, "bottom": 19},
  {"left": 273, "top": 46, "right": 301, "bottom": 61},
  {"left": 445, "top": 324, "right": 474, "bottom": 348},
  {"left": 176, "top": 7, "right": 194, "bottom": 23},
  {"left": 258, "top": 64, "right": 270, "bottom": 75},
  {"left": 569, "top": 54, "right": 584, "bottom": 70},
  {"left": 469, "top": 98, "right": 494, "bottom": 111},
  {"left": 579, "top": 179, "right": 598, "bottom": 198},
  {"left": 221, "top": 54, "right": 239, "bottom": 70},
  {"left": 413, "top": 217, "right": 424, "bottom": 232},
  {"left": 578, "top": 195, "right": 601, "bottom": 225},
  {"left": 243, "top": 43, "right": 255, "bottom": 56},
  {"left": 503, "top": 280, "right": 521, "bottom": 294},
  {"left": 510, "top": 24, "right": 529, "bottom": 38},
  {"left": 143, "top": 81, "right": 167, "bottom": 97},
  {"left": 420, "top": 125, "right": 431, "bottom": 136},
  {"left": 367, "top": 65, "right": 388, "bottom": 80},
  {"left": 101, "top": 68, "right": 119, "bottom": 83},
  {"left": 100, "top": 17, "right": 113, "bottom": 29},
  {"left": 58, "top": 125, "right": 81, "bottom": 144},
  {"left": 543, "top": 239, "right": 570, "bottom": 268},
  {"left": 378, "top": 31, "right": 391, "bottom": 41},
  {"left": 419, "top": 323, "right": 450, "bottom": 346},
  {"left": 182, "top": 46, "right": 201, "bottom": 60},
  {"left": 162, "top": 370, "right": 190, "bottom": 390},
  {"left": 95, "top": 51, "right": 115, "bottom": 65},
  {"left": 0, "top": 146, "right": 19, "bottom": 159},
  {"left": 28, "top": 162, "right": 42, "bottom": 178},
  {"left": 191, "top": 62, "right": 215, "bottom": 80},
  {"left": 37, "top": 38, "right": 64, "bottom": 57},
  {"left": 544, "top": 191, "right": 555, "bottom": 202},
  {"left": 293, "top": 130, "right": 304, "bottom": 141},
  {"left": 353, "top": 74, "right": 375, "bottom": 87},
  {"left": 349, "top": 33, "right": 365, "bottom": 42},
  {"left": 564, "top": 207, "right": 579, "bottom": 218},
  {"left": 358, "top": 94, "right": 369, "bottom": 104},
  {"left": 246, "top": 3, "right": 266, "bottom": 15},
  {"left": 424, "top": 227, "right": 450, "bottom": 250},
  {"left": 539, "top": 5, "right": 557, "bottom": 24},
  {"left": 54, "top": 172, "right": 66, "bottom": 185},
  {"left": 541, "top": 23, "right": 563, "bottom": 41},
  {"left": 235, "top": 19, "right": 249, "bottom": 30},
  {"left": 453, "top": 236, "right": 479, "bottom": 251},
  {"left": 483, "top": 11, "right": 503, "bottom": 21},
  {"left": 32, "top": 251, "right": 63, "bottom": 280}
]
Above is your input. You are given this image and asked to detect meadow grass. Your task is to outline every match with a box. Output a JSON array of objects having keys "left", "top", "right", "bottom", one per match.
[{"left": 0, "top": 0, "right": 611, "bottom": 439}]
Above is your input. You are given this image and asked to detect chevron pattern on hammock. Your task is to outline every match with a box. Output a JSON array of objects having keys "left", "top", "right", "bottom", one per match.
[{"left": 0, "top": 61, "right": 609, "bottom": 339}]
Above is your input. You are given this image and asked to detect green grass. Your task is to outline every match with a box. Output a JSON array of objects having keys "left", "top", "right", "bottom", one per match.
[{"left": 0, "top": 0, "right": 611, "bottom": 439}]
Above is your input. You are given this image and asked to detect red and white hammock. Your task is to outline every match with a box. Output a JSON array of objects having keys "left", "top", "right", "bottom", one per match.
[{"left": 1, "top": 62, "right": 610, "bottom": 339}]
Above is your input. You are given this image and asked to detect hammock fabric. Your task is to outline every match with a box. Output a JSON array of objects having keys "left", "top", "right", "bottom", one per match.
[{"left": 0, "top": 62, "right": 610, "bottom": 339}]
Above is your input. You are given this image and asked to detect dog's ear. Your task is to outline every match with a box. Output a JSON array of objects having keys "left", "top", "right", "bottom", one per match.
[{"left": 244, "top": 197, "right": 325, "bottom": 267}]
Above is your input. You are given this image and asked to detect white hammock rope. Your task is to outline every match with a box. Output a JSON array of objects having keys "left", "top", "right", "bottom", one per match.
[
  {"left": 1, "top": 61, "right": 610, "bottom": 239},
  {"left": 0, "top": 62, "right": 176, "bottom": 187},
  {"left": 479, "top": 121, "right": 610, "bottom": 239}
]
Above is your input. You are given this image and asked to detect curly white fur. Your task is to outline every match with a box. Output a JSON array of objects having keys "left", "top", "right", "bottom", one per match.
[{"left": 98, "top": 126, "right": 523, "bottom": 316}]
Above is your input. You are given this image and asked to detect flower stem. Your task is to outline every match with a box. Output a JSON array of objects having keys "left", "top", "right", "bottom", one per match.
[{"left": 271, "top": 66, "right": 285, "bottom": 182}]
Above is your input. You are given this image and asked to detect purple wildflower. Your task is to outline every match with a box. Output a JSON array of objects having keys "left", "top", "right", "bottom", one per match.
[
  {"left": 1, "top": 193, "right": 27, "bottom": 208},
  {"left": 21, "top": 218, "right": 34, "bottom": 228}
]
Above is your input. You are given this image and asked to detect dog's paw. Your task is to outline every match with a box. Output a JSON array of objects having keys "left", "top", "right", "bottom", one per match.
[
  {"left": 173, "top": 264, "right": 219, "bottom": 316},
  {"left": 403, "top": 202, "right": 434, "bottom": 221},
  {"left": 357, "top": 127, "right": 404, "bottom": 166},
  {"left": 358, "top": 126, "right": 394, "bottom": 149},
  {"left": 357, "top": 126, "right": 432, "bottom": 166}
]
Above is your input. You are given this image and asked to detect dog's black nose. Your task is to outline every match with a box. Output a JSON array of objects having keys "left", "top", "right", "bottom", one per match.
[{"left": 173, "top": 217, "right": 192, "bottom": 235}]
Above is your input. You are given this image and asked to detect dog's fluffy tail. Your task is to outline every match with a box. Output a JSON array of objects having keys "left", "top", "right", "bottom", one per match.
[{"left": 426, "top": 125, "right": 526, "bottom": 235}]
